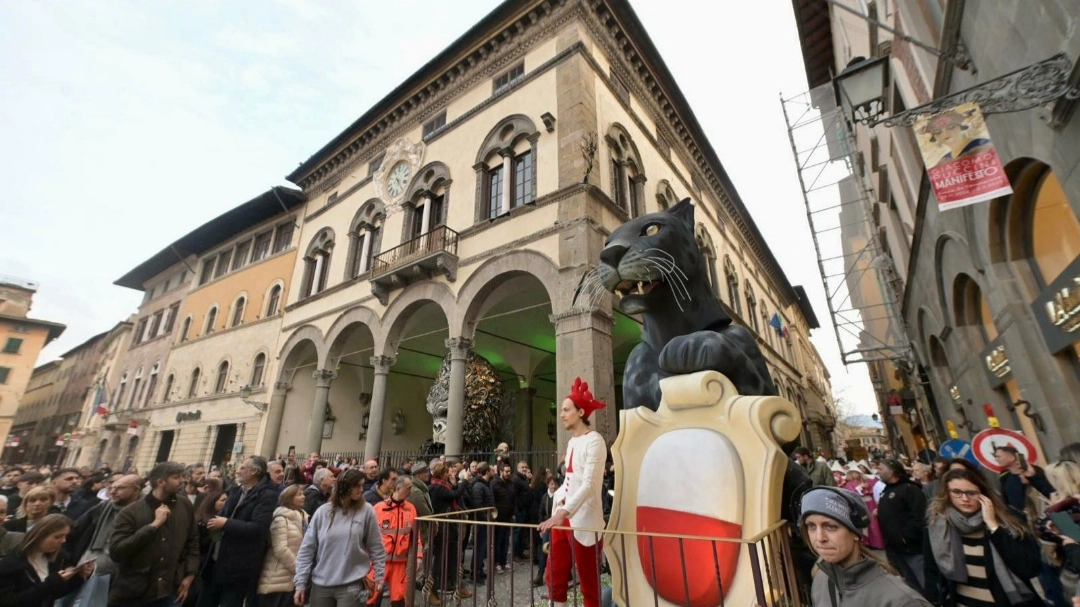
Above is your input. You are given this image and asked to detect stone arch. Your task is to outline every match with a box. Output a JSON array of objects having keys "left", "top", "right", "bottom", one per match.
[
  {"left": 916, "top": 306, "right": 942, "bottom": 362},
  {"left": 380, "top": 281, "right": 458, "bottom": 353},
  {"left": 345, "top": 200, "right": 387, "bottom": 280},
  {"left": 989, "top": 157, "right": 1080, "bottom": 298},
  {"left": 605, "top": 122, "right": 644, "bottom": 174},
  {"left": 934, "top": 232, "right": 978, "bottom": 328},
  {"left": 405, "top": 161, "right": 452, "bottom": 203},
  {"left": 277, "top": 325, "right": 327, "bottom": 371},
  {"left": 325, "top": 306, "right": 385, "bottom": 357},
  {"left": 475, "top": 114, "right": 539, "bottom": 165},
  {"left": 656, "top": 179, "right": 679, "bottom": 210},
  {"left": 454, "top": 249, "right": 561, "bottom": 337}
]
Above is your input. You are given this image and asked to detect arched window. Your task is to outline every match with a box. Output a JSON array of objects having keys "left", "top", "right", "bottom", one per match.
[
  {"left": 266, "top": 285, "right": 282, "bottom": 317},
  {"left": 188, "top": 367, "right": 201, "bottom": 398},
  {"left": 606, "top": 123, "right": 646, "bottom": 217},
  {"left": 250, "top": 353, "right": 267, "bottom": 388},
  {"left": 475, "top": 115, "right": 539, "bottom": 221},
  {"left": 162, "top": 373, "right": 174, "bottom": 403},
  {"left": 301, "top": 229, "right": 334, "bottom": 298},
  {"left": 760, "top": 304, "right": 772, "bottom": 348},
  {"left": 129, "top": 367, "right": 144, "bottom": 410},
  {"left": 231, "top": 296, "right": 246, "bottom": 327},
  {"left": 204, "top": 306, "right": 218, "bottom": 335},
  {"left": 144, "top": 363, "right": 160, "bottom": 408},
  {"left": 655, "top": 180, "right": 679, "bottom": 211},
  {"left": 114, "top": 372, "right": 128, "bottom": 408},
  {"left": 347, "top": 200, "right": 386, "bottom": 278},
  {"left": 179, "top": 316, "right": 192, "bottom": 343},
  {"left": 214, "top": 361, "right": 230, "bottom": 394},
  {"left": 694, "top": 223, "right": 719, "bottom": 296},
  {"left": 724, "top": 256, "right": 741, "bottom": 317},
  {"left": 403, "top": 162, "right": 451, "bottom": 244},
  {"left": 745, "top": 283, "right": 759, "bottom": 333}
]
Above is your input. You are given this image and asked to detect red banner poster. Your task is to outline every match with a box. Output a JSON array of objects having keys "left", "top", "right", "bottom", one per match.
[{"left": 914, "top": 102, "right": 1012, "bottom": 210}]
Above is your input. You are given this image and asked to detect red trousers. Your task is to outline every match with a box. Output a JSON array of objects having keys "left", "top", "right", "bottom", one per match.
[
  {"left": 366, "top": 560, "right": 407, "bottom": 604},
  {"left": 546, "top": 526, "right": 602, "bottom": 607}
]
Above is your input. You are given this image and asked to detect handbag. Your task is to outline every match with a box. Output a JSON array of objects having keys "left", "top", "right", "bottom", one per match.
[{"left": 54, "top": 574, "right": 110, "bottom": 607}]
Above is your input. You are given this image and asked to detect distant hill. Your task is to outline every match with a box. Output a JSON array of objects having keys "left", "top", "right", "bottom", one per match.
[{"left": 842, "top": 414, "right": 883, "bottom": 429}]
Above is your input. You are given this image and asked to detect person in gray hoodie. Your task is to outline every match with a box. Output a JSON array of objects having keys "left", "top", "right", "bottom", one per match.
[
  {"left": 800, "top": 487, "right": 931, "bottom": 607},
  {"left": 293, "top": 468, "right": 387, "bottom": 607}
]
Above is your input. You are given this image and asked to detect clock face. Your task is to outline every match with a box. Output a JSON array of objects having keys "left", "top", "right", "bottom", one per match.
[{"left": 386, "top": 161, "right": 410, "bottom": 197}]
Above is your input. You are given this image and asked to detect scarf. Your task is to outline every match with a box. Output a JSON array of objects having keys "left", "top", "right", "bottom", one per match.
[
  {"left": 927, "top": 508, "right": 1036, "bottom": 604},
  {"left": 430, "top": 478, "right": 459, "bottom": 511},
  {"left": 88, "top": 501, "right": 123, "bottom": 553}
]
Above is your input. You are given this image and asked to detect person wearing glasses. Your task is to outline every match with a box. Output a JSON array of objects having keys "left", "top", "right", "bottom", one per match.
[{"left": 924, "top": 468, "right": 1043, "bottom": 607}]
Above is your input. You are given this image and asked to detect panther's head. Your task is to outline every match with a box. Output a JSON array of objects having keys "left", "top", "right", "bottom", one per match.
[{"left": 598, "top": 199, "right": 703, "bottom": 315}]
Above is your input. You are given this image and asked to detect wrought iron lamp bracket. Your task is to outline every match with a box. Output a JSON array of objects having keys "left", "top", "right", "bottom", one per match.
[{"left": 873, "top": 53, "right": 1079, "bottom": 128}]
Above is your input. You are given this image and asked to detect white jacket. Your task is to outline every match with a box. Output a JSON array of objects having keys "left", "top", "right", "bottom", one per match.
[
  {"left": 554, "top": 430, "right": 607, "bottom": 546},
  {"left": 257, "top": 506, "right": 307, "bottom": 594}
]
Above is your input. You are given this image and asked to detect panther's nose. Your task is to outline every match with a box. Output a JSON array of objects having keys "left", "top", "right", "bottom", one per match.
[{"left": 600, "top": 244, "right": 628, "bottom": 269}]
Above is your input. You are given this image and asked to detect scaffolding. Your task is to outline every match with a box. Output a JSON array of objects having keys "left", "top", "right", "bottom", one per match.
[{"left": 781, "top": 84, "right": 911, "bottom": 368}]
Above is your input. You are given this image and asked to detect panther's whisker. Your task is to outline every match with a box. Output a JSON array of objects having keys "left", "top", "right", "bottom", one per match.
[
  {"left": 666, "top": 280, "right": 685, "bottom": 312},
  {"left": 645, "top": 248, "right": 689, "bottom": 280},
  {"left": 644, "top": 258, "right": 690, "bottom": 302}
]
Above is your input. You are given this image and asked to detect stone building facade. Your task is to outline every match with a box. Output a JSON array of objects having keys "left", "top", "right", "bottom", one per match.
[
  {"left": 793, "top": 0, "right": 1080, "bottom": 460},
  {"left": 267, "top": 0, "right": 838, "bottom": 461}
]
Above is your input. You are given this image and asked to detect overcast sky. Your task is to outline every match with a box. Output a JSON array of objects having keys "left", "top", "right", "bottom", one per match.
[{"left": 0, "top": 0, "right": 879, "bottom": 416}]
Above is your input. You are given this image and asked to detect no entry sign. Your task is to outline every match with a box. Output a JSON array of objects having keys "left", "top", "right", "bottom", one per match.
[{"left": 972, "top": 428, "right": 1037, "bottom": 473}]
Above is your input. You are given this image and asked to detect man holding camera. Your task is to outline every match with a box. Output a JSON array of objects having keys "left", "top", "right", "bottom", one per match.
[{"left": 994, "top": 445, "right": 1054, "bottom": 517}]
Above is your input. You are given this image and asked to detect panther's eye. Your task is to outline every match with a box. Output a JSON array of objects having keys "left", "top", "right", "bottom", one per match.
[{"left": 644, "top": 224, "right": 661, "bottom": 236}]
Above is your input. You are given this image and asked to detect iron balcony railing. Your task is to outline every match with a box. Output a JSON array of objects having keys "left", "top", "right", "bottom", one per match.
[{"left": 371, "top": 225, "right": 459, "bottom": 277}]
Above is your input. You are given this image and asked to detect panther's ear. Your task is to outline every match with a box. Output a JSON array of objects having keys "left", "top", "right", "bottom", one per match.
[{"left": 667, "top": 197, "right": 695, "bottom": 227}]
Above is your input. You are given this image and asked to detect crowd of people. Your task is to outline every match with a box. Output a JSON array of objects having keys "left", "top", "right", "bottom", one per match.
[
  {"left": 0, "top": 447, "right": 575, "bottom": 607},
  {"left": 792, "top": 443, "right": 1080, "bottom": 607}
]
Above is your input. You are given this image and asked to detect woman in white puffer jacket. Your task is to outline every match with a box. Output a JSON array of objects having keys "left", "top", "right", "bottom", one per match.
[{"left": 255, "top": 484, "right": 308, "bottom": 607}]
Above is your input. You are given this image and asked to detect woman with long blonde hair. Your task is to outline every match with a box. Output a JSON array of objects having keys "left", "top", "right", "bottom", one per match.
[
  {"left": 3, "top": 486, "right": 54, "bottom": 533},
  {"left": 925, "top": 468, "right": 1042, "bottom": 606}
]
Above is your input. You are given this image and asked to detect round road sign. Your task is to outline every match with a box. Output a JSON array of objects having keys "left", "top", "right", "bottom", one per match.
[{"left": 972, "top": 428, "right": 1036, "bottom": 473}]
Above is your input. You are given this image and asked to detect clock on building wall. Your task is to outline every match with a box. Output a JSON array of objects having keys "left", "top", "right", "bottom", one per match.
[
  {"left": 386, "top": 161, "right": 410, "bottom": 198},
  {"left": 372, "top": 137, "right": 426, "bottom": 216}
]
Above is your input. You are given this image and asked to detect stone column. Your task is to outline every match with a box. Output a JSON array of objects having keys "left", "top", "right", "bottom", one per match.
[
  {"left": 306, "top": 369, "right": 337, "bottom": 456},
  {"left": 521, "top": 387, "right": 536, "bottom": 452},
  {"left": 550, "top": 309, "right": 616, "bottom": 450},
  {"left": 359, "top": 227, "right": 372, "bottom": 273},
  {"left": 260, "top": 381, "right": 290, "bottom": 458},
  {"left": 420, "top": 193, "right": 432, "bottom": 235},
  {"left": 444, "top": 337, "right": 473, "bottom": 461},
  {"left": 620, "top": 161, "right": 632, "bottom": 213},
  {"left": 312, "top": 255, "right": 325, "bottom": 293},
  {"left": 364, "top": 355, "right": 395, "bottom": 461},
  {"left": 500, "top": 150, "right": 513, "bottom": 212}
]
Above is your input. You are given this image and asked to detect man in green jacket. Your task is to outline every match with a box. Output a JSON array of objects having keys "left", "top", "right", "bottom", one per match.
[
  {"left": 109, "top": 461, "right": 199, "bottom": 607},
  {"left": 794, "top": 447, "right": 833, "bottom": 487}
]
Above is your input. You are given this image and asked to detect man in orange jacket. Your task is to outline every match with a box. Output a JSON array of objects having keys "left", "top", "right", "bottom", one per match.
[{"left": 369, "top": 476, "right": 420, "bottom": 607}]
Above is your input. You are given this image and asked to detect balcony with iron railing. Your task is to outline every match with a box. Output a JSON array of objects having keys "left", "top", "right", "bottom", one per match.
[{"left": 370, "top": 225, "right": 459, "bottom": 305}]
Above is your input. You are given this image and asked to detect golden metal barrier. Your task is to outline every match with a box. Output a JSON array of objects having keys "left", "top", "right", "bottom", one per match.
[{"left": 401, "top": 511, "right": 808, "bottom": 607}]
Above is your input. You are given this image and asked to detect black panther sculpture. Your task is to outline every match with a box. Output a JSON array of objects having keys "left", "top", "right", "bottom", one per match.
[
  {"left": 591, "top": 198, "right": 815, "bottom": 583},
  {"left": 596, "top": 198, "right": 777, "bottom": 405}
]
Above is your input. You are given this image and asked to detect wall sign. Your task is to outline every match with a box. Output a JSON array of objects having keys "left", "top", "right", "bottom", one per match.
[
  {"left": 176, "top": 410, "right": 203, "bottom": 423},
  {"left": 980, "top": 335, "right": 1012, "bottom": 389},
  {"left": 1032, "top": 254, "right": 1080, "bottom": 354}
]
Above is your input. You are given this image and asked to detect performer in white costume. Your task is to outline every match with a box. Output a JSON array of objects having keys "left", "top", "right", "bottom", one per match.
[{"left": 539, "top": 377, "right": 607, "bottom": 607}]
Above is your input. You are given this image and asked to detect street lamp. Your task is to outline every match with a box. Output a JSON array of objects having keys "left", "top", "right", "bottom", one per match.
[
  {"left": 238, "top": 385, "right": 268, "bottom": 412},
  {"left": 833, "top": 56, "right": 890, "bottom": 126}
]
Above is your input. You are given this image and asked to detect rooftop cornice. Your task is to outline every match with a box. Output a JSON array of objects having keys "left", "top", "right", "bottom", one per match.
[{"left": 287, "top": 0, "right": 799, "bottom": 303}]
